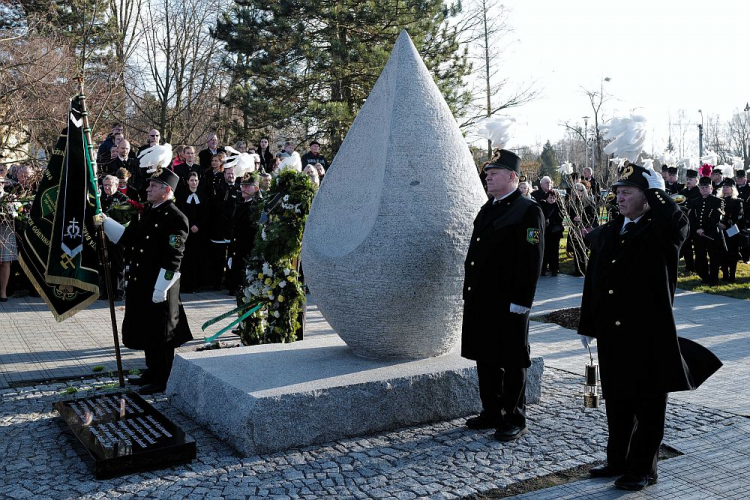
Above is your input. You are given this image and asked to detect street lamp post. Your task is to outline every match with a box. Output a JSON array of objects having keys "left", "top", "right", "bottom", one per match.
[
  {"left": 744, "top": 103, "right": 750, "bottom": 165},
  {"left": 698, "top": 109, "right": 704, "bottom": 158},
  {"left": 583, "top": 116, "right": 589, "bottom": 171}
]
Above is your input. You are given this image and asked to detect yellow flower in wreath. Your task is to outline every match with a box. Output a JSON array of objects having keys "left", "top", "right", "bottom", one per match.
[{"left": 278, "top": 295, "right": 285, "bottom": 303}]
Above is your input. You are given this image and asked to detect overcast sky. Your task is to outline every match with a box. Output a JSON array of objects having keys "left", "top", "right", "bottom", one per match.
[{"left": 474, "top": 0, "right": 750, "bottom": 157}]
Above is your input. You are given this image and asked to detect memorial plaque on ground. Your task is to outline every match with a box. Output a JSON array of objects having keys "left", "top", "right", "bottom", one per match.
[{"left": 54, "top": 391, "right": 196, "bottom": 479}]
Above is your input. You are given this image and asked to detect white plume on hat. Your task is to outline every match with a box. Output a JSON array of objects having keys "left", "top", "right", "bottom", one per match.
[
  {"left": 609, "top": 157, "right": 628, "bottom": 169},
  {"left": 476, "top": 115, "right": 516, "bottom": 149},
  {"left": 138, "top": 143, "right": 173, "bottom": 173},
  {"left": 678, "top": 157, "right": 694, "bottom": 170},
  {"left": 557, "top": 161, "right": 573, "bottom": 174},
  {"left": 277, "top": 151, "right": 302, "bottom": 173},
  {"left": 718, "top": 164, "right": 734, "bottom": 178},
  {"left": 600, "top": 113, "right": 647, "bottom": 163},
  {"left": 731, "top": 156, "right": 744, "bottom": 171},
  {"left": 641, "top": 158, "right": 654, "bottom": 171},
  {"left": 223, "top": 146, "right": 258, "bottom": 179},
  {"left": 657, "top": 150, "right": 678, "bottom": 167},
  {"left": 700, "top": 151, "right": 718, "bottom": 166}
]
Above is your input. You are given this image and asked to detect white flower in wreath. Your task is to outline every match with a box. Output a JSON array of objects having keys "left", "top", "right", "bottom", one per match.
[
  {"left": 278, "top": 280, "right": 287, "bottom": 288},
  {"left": 261, "top": 228, "right": 267, "bottom": 241},
  {"left": 284, "top": 268, "right": 291, "bottom": 276},
  {"left": 273, "top": 311, "right": 280, "bottom": 318},
  {"left": 262, "top": 262, "right": 273, "bottom": 276},
  {"left": 283, "top": 194, "right": 289, "bottom": 202}
]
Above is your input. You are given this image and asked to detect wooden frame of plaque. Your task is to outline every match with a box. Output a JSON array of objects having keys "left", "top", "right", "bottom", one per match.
[{"left": 54, "top": 391, "right": 196, "bottom": 479}]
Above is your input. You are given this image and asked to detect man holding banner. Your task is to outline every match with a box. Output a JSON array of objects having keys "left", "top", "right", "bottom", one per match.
[{"left": 97, "top": 167, "right": 192, "bottom": 395}]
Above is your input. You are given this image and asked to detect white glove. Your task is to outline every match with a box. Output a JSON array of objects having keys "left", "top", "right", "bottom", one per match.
[
  {"left": 227, "top": 258, "right": 232, "bottom": 270},
  {"left": 581, "top": 336, "right": 595, "bottom": 348},
  {"left": 509, "top": 303, "right": 530, "bottom": 314},
  {"left": 152, "top": 268, "right": 181, "bottom": 303},
  {"left": 643, "top": 165, "right": 666, "bottom": 190},
  {"left": 102, "top": 216, "right": 125, "bottom": 244}
]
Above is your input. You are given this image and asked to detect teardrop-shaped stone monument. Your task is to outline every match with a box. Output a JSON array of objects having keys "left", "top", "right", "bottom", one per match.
[{"left": 301, "top": 30, "right": 487, "bottom": 359}]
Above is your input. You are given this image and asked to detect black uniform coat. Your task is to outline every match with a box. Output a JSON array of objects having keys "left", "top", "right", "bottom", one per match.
[
  {"left": 120, "top": 200, "right": 192, "bottom": 350},
  {"left": 461, "top": 190, "right": 545, "bottom": 366},
  {"left": 579, "top": 189, "right": 720, "bottom": 397}
]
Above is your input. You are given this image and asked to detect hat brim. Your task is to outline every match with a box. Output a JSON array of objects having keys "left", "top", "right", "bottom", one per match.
[
  {"left": 611, "top": 180, "right": 643, "bottom": 191},
  {"left": 483, "top": 163, "right": 516, "bottom": 173}
]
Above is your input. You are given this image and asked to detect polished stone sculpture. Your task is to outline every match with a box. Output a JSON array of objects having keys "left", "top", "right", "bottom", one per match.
[{"left": 301, "top": 30, "right": 487, "bottom": 359}]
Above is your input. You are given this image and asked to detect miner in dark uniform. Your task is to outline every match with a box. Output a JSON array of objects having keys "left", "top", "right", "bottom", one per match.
[
  {"left": 718, "top": 178, "right": 744, "bottom": 283},
  {"left": 208, "top": 165, "right": 242, "bottom": 291},
  {"left": 99, "top": 174, "right": 131, "bottom": 301},
  {"left": 227, "top": 172, "right": 262, "bottom": 296},
  {"left": 98, "top": 168, "right": 192, "bottom": 395},
  {"left": 736, "top": 170, "right": 750, "bottom": 205},
  {"left": 688, "top": 176, "right": 725, "bottom": 285},
  {"left": 677, "top": 169, "right": 701, "bottom": 272},
  {"left": 461, "top": 149, "right": 545, "bottom": 442},
  {"left": 105, "top": 140, "right": 146, "bottom": 201},
  {"left": 663, "top": 166, "right": 683, "bottom": 194},
  {"left": 579, "top": 163, "right": 721, "bottom": 491}
]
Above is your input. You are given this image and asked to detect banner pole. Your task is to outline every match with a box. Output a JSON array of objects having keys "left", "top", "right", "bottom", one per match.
[{"left": 77, "top": 77, "right": 125, "bottom": 388}]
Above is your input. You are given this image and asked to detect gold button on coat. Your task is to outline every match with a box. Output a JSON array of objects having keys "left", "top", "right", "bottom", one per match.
[{"left": 615, "top": 320, "right": 621, "bottom": 326}]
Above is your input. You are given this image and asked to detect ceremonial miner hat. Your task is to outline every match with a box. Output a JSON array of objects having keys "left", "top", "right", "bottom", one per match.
[
  {"left": 484, "top": 148, "right": 521, "bottom": 174},
  {"left": 667, "top": 166, "right": 678, "bottom": 175},
  {"left": 698, "top": 176, "right": 712, "bottom": 186},
  {"left": 661, "top": 164, "right": 669, "bottom": 172},
  {"left": 518, "top": 174, "right": 527, "bottom": 183},
  {"left": 736, "top": 169, "right": 746, "bottom": 178},
  {"left": 611, "top": 163, "right": 651, "bottom": 192},
  {"left": 149, "top": 167, "right": 179, "bottom": 191},
  {"left": 722, "top": 178, "right": 736, "bottom": 187},
  {"left": 240, "top": 172, "right": 259, "bottom": 185},
  {"left": 685, "top": 169, "right": 698, "bottom": 179}
]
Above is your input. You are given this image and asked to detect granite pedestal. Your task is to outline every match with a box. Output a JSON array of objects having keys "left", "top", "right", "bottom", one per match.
[{"left": 167, "top": 330, "right": 543, "bottom": 456}]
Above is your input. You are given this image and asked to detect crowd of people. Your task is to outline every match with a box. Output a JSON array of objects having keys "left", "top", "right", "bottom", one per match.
[{"left": 92, "top": 124, "right": 329, "bottom": 300}]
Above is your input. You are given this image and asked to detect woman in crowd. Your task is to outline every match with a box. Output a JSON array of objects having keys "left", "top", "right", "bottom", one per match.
[
  {"left": 718, "top": 178, "right": 745, "bottom": 283},
  {"left": 517, "top": 175, "right": 532, "bottom": 199},
  {"left": 565, "top": 181, "right": 599, "bottom": 276},
  {"left": 303, "top": 164, "right": 320, "bottom": 188},
  {"left": 177, "top": 171, "right": 210, "bottom": 292},
  {"left": 541, "top": 189, "right": 564, "bottom": 276},
  {"left": 0, "top": 164, "right": 16, "bottom": 302},
  {"left": 257, "top": 137, "right": 275, "bottom": 173},
  {"left": 116, "top": 167, "right": 141, "bottom": 202},
  {"left": 314, "top": 163, "right": 326, "bottom": 184}
]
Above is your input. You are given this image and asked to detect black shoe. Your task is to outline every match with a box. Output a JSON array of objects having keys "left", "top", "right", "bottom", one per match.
[
  {"left": 127, "top": 375, "right": 152, "bottom": 386},
  {"left": 114, "top": 292, "right": 124, "bottom": 301},
  {"left": 551, "top": 271, "right": 558, "bottom": 277},
  {"left": 540, "top": 271, "right": 547, "bottom": 276},
  {"left": 494, "top": 423, "right": 528, "bottom": 442},
  {"left": 98, "top": 294, "right": 109, "bottom": 301},
  {"left": 614, "top": 473, "right": 658, "bottom": 491},
  {"left": 137, "top": 383, "right": 167, "bottom": 395},
  {"left": 589, "top": 464, "right": 625, "bottom": 478},
  {"left": 465, "top": 413, "right": 503, "bottom": 430},
  {"left": 0, "top": 297, "right": 7, "bottom": 303}
]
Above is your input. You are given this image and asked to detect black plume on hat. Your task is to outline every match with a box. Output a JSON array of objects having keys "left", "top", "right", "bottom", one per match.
[
  {"left": 484, "top": 148, "right": 521, "bottom": 174},
  {"left": 149, "top": 167, "right": 179, "bottom": 191},
  {"left": 611, "top": 163, "right": 651, "bottom": 192}
]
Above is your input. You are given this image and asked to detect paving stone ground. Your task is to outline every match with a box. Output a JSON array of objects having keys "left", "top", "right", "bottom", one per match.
[{"left": 1, "top": 275, "right": 749, "bottom": 499}]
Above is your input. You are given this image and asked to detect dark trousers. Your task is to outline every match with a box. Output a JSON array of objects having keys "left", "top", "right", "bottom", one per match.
[
  {"left": 543, "top": 236, "right": 561, "bottom": 273},
  {"left": 144, "top": 347, "right": 176, "bottom": 386},
  {"left": 680, "top": 234, "right": 695, "bottom": 271},
  {"left": 694, "top": 236, "right": 720, "bottom": 283},
  {"left": 605, "top": 393, "right": 668, "bottom": 476},
  {"left": 208, "top": 241, "right": 229, "bottom": 289},
  {"left": 476, "top": 360, "right": 527, "bottom": 427}
]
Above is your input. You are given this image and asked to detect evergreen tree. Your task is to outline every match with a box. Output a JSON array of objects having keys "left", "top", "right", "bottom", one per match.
[
  {"left": 539, "top": 140, "right": 559, "bottom": 184},
  {"left": 215, "top": 0, "right": 471, "bottom": 155}
]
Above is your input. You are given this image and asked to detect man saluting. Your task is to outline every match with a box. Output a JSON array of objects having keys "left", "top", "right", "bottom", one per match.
[{"left": 97, "top": 168, "right": 192, "bottom": 395}]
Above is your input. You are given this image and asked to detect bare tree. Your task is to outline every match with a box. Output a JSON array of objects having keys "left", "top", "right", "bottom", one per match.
[
  {"left": 126, "top": 0, "right": 227, "bottom": 146},
  {"left": 457, "top": 0, "right": 540, "bottom": 152},
  {"left": 726, "top": 109, "right": 750, "bottom": 166}
]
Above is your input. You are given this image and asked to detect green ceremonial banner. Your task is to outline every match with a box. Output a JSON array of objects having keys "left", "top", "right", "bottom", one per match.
[{"left": 17, "top": 95, "right": 102, "bottom": 321}]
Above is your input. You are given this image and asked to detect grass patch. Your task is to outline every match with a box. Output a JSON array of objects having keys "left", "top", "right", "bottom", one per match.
[
  {"left": 91, "top": 365, "right": 105, "bottom": 373},
  {"left": 60, "top": 387, "right": 78, "bottom": 395}
]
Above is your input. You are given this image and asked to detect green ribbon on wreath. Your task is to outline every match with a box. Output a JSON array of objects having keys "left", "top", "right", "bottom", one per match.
[{"left": 201, "top": 299, "right": 266, "bottom": 343}]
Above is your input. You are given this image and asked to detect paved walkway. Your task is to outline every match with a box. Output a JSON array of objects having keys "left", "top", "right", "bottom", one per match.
[{"left": 1, "top": 276, "right": 748, "bottom": 499}]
